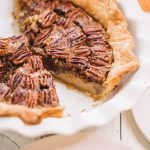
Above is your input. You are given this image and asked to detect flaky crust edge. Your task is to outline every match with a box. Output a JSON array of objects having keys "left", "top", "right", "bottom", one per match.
[
  {"left": 67, "top": 0, "right": 139, "bottom": 100},
  {"left": 0, "top": 102, "right": 64, "bottom": 124}
]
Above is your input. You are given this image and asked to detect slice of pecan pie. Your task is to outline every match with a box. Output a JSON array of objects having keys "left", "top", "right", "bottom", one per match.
[
  {"left": 0, "top": 35, "right": 63, "bottom": 124},
  {"left": 14, "top": 0, "right": 139, "bottom": 100}
]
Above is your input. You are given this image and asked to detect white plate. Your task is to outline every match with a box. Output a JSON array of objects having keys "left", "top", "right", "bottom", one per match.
[
  {"left": 0, "top": 0, "right": 149, "bottom": 137},
  {"left": 20, "top": 133, "right": 135, "bottom": 150},
  {"left": 132, "top": 86, "right": 150, "bottom": 141}
]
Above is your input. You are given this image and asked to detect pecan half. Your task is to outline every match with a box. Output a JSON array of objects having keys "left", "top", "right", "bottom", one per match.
[
  {"left": 22, "top": 75, "right": 39, "bottom": 90},
  {"left": 8, "top": 49, "right": 31, "bottom": 65},
  {"left": 25, "top": 90, "right": 38, "bottom": 108},
  {"left": 90, "top": 46, "right": 110, "bottom": 54},
  {"left": 9, "top": 72, "right": 23, "bottom": 90},
  {"left": 0, "top": 83, "right": 11, "bottom": 100},
  {"left": 67, "top": 8, "right": 92, "bottom": 27},
  {"left": 38, "top": 10, "right": 58, "bottom": 28},
  {"left": 0, "top": 36, "right": 29, "bottom": 56},
  {"left": 38, "top": 88, "right": 59, "bottom": 107},
  {"left": 46, "top": 48, "right": 69, "bottom": 59},
  {"left": 85, "top": 66, "right": 109, "bottom": 82},
  {"left": 89, "top": 52, "right": 113, "bottom": 67},
  {"left": 11, "top": 88, "right": 26, "bottom": 105},
  {"left": 40, "top": 73, "right": 53, "bottom": 89},
  {"left": 74, "top": 46, "right": 91, "bottom": 57},
  {"left": 67, "top": 56, "right": 88, "bottom": 70},
  {"left": 64, "top": 27, "right": 86, "bottom": 46},
  {"left": 34, "top": 28, "right": 52, "bottom": 46},
  {"left": 27, "top": 56, "right": 44, "bottom": 72}
]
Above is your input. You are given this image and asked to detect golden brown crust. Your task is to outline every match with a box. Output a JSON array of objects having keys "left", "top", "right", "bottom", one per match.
[
  {"left": 66, "top": 0, "right": 139, "bottom": 99},
  {"left": 0, "top": 103, "right": 63, "bottom": 124}
]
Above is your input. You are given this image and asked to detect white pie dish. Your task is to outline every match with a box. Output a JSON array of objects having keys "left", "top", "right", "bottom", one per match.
[{"left": 0, "top": 0, "right": 149, "bottom": 137}]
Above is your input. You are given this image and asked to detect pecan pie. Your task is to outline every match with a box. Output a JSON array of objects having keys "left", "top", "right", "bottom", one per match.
[
  {"left": 14, "top": 0, "right": 139, "bottom": 100},
  {"left": 0, "top": 0, "right": 139, "bottom": 124},
  {"left": 0, "top": 36, "right": 63, "bottom": 124}
]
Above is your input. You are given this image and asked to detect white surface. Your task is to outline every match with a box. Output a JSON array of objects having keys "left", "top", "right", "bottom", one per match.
[
  {"left": 132, "top": 87, "right": 150, "bottom": 142},
  {"left": 20, "top": 133, "right": 135, "bottom": 150},
  {"left": 0, "top": 0, "right": 149, "bottom": 137}
]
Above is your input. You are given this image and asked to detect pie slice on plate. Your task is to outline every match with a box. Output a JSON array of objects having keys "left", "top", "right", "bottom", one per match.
[
  {"left": 14, "top": 0, "right": 139, "bottom": 100},
  {"left": 0, "top": 35, "right": 63, "bottom": 124}
]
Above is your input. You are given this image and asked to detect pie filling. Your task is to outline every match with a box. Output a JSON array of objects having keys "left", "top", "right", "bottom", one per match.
[
  {"left": 14, "top": 0, "right": 114, "bottom": 98},
  {"left": 0, "top": 36, "right": 60, "bottom": 110}
]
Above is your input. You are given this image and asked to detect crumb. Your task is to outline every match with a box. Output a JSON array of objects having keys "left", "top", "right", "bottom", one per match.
[{"left": 80, "top": 109, "right": 86, "bottom": 113}]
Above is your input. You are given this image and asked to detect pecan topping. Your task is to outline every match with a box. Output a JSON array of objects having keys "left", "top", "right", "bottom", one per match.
[
  {"left": 12, "top": 0, "right": 114, "bottom": 102},
  {"left": 0, "top": 84, "right": 11, "bottom": 100},
  {"left": 67, "top": 56, "right": 88, "bottom": 70}
]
